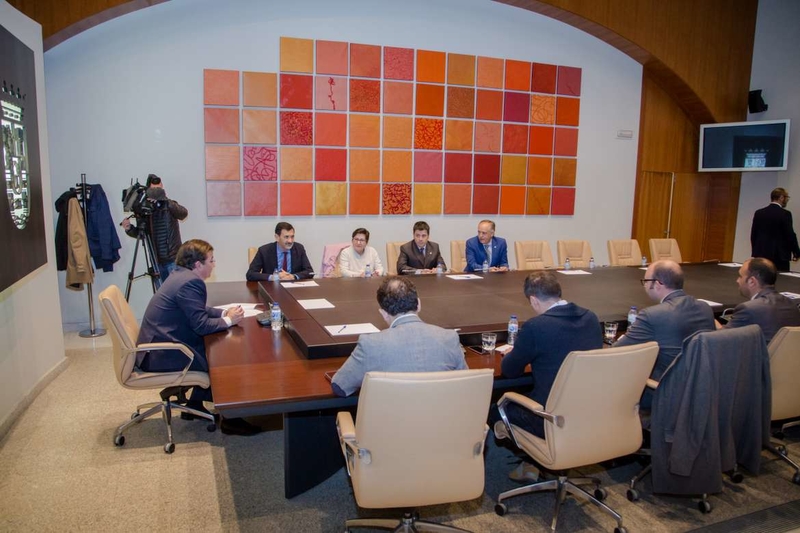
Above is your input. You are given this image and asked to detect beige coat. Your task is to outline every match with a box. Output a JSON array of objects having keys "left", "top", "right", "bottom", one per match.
[{"left": 66, "top": 197, "right": 94, "bottom": 289}]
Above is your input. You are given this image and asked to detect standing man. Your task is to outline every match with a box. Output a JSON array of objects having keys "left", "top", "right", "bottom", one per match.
[
  {"left": 397, "top": 221, "right": 447, "bottom": 274},
  {"left": 465, "top": 219, "right": 509, "bottom": 272},
  {"left": 247, "top": 221, "right": 315, "bottom": 281},
  {"left": 331, "top": 276, "right": 467, "bottom": 396},
  {"left": 717, "top": 257, "right": 800, "bottom": 344},
  {"left": 339, "top": 228, "right": 385, "bottom": 277},
  {"left": 137, "top": 239, "right": 260, "bottom": 436},
  {"left": 751, "top": 187, "right": 800, "bottom": 272}
]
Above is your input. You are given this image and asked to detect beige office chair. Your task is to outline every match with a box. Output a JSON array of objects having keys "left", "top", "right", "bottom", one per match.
[
  {"left": 649, "top": 238, "right": 683, "bottom": 263},
  {"left": 765, "top": 327, "right": 800, "bottom": 484},
  {"left": 247, "top": 247, "right": 257, "bottom": 264},
  {"left": 98, "top": 285, "right": 216, "bottom": 454},
  {"left": 320, "top": 242, "right": 350, "bottom": 278},
  {"left": 607, "top": 239, "right": 643, "bottom": 266},
  {"left": 385, "top": 241, "right": 405, "bottom": 275},
  {"left": 450, "top": 240, "right": 467, "bottom": 272},
  {"left": 337, "top": 369, "right": 494, "bottom": 532},
  {"left": 514, "top": 240, "right": 555, "bottom": 270},
  {"left": 494, "top": 342, "right": 658, "bottom": 532},
  {"left": 556, "top": 240, "right": 593, "bottom": 268}
]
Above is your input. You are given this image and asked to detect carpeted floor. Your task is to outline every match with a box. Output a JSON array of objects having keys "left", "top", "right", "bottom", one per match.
[{"left": 2, "top": 336, "right": 800, "bottom": 532}]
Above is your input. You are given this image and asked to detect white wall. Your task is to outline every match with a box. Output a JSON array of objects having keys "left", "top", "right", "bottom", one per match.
[
  {"left": 0, "top": 1, "right": 66, "bottom": 435},
  {"left": 733, "top": 0, "right": 800, "bottom": 262},
  {"left": 44, "top": 0, "right": 642, "bottom": 327}
]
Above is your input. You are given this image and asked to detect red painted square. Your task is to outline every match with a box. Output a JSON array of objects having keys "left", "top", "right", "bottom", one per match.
[
  {"left": 350, "top": 43, "right": 382, "bottom": 78},
  {"left": 244, "top": 182, "right": 278, "bottom": 216},
  {"left": 315, "top": 113, "right": 347, "bottom": 146},
  {"left": 349, "top": 183, "right": 381, "bottom": 215},
  {"left": 444, "top": 152, "right": 472, "bottom": 183},
  {"left": 204, "top": 108, "right": 239, "bottom": 143},
  {"left": 499, "top": 185, "right": 526, "bottom": 215},
  {"left": 350, "top": 79, "right": 381, "bottom": 113},
  {"left": 473, "top": 154, "right": 501, "bottom": 184},
  {"left": 315, "top": 148, "right": 347, "bottom": 181},
  {"left": 280, "top": 74, "right": 313, "bottom": 109},
  {"left": 444, "top": 184, "right": 472, "bottom": 214},
  {"left": 557, "top": 66, "right": 582, "bottom": 96},
  {"left": 503, "top": 92, "right": 530, "bottom": 123},
  {"left": 554, "top": 128, "right": 578, "bottom": 156},
  {"left": 472, "top": 185, "right": 500, "bottom": 214},
  {"left": 532, "top": 63, "right": 557, "bottom": 94},
  {"left": 551, "top": 187, "right": 576, "bottom": 215},
  {"left": 280, "top": 183, "right": 313, "bottom": 216},
  {"left": 384, "top": 47, "right": 414, "bottom": 80},
  {"left": 382, "top": 183, "right": 412, "bottom": 215},
  {"left": 529, "top": 125, "right": 554, "bottom": 155},
  {"left": 556, "top": 97, "right": 580, "bottom": 126},
  {"left": 476, "top": 90, "right": 503, "bottom": 121},
  {"left": 503, "top": 124, "right": 528, "bottom": 154},
  {"left": 414, "top": 151, "right": 443, "bottom": 182},
  {"left": 316, "top": 40, "right": 348, "bottom": 75},
  {"left": 280, "top": 111, "right": 313, "bottom": 145}
]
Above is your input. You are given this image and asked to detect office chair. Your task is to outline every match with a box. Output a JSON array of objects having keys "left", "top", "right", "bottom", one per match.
[
  {"left": 450, "top": 240, "right": 466, "bottom": 272},
  {"left": 765, "top": 327, "right": 800, "bottom": 484},
  {"left": 337, "top": 369, "right": 494, "bottom": 532},
  {"left": 648, "top": 238, "right": 683, "bottom": 263},
  {"left": 514, "top": 240, "right": 555, "bottom": 270},
  {"left": 493, "top": 342, "right": 658, "bottom": 533},
  {"left": 556, "top": 240, "right": 593, "bottom": 269},
  {"left": 98, "top": 285, "right": 216, "bottom": 454},
  {"left": 247, "top": 246, "right": 257, "bottom": 264},
  {"left": 385, "top": 241, "right": 405, "bottom": 275},
  {"left": 320, "top": 242, "right": 350, "bottom": 278},
  {"left": 607, "top": 239, "right": 643, "bottom": 266}
]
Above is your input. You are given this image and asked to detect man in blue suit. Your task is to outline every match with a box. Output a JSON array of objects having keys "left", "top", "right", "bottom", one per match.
[
  {"left": 464, "top": 219, "right": 509, "bottom": 272},
  {"left": 246, "top": 221, "right": 315, "bottom": 281}
]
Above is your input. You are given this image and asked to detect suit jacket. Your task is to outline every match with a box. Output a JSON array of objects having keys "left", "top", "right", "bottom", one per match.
[
  {"left": 397, "top": 240, "right": 446, "bottom": 274},
  {"left": 723, "top": 287, "right": 800, "bottom": 344},
  {"left": 464, "top": 236, "right": 509, "bottom": 272},
  {"left": 137, "top": 266, "right": 228, "bottom": 373},
  {"left": 246, "top": 242, "right": 314, "bottom": 281},
  {"left": 331, "top": 314, "right": 467, "bottom": 396},
  {"left": 751, "top": 203, "right": 800, "bottom": 269}
]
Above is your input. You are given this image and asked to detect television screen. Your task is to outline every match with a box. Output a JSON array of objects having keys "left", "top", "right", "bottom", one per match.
[{"left": 699, "top": 119, "right": 790, "bottom": 172}]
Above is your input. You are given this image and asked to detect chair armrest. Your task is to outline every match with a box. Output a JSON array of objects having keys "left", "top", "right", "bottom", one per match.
[
  {"left": 498, "top": 392, "right": 564, "bottom": 428},
  {"left": 336, "top": 412, "right": 358, "bottom": 476},
  {"left": 646, "top": 378, "right": 659, "bottom": 390},
  {"left": 135, "top": 343, "right": 196, "bottom": 384}
]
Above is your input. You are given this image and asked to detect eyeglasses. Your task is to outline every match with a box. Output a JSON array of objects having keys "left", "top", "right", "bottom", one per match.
[
  {"left": 352, "top": 238, "right": 367, "bottom": 243},
  {"left": 640, "top": 278, "right": 658, "bottom": 286}
]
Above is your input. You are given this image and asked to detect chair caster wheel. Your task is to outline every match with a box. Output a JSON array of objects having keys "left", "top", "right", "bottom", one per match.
[
  {"left": 698, "top": 500, "right": 712, "bottom": 514},
  {"left": 164, "top": 442, "right": 175, "bottom": 454},
  {"left": 793, "top": 472, "right": 800, "bottom": 485},
  {"left": 114, "top": 435, "right": 125, "bottom": 447},
  {"left": 774, "top": 431, "right": 786, "bottom": 440},
  {"left": 495, "top": 503, "right": 507, "bottom": 516},
  {"left": 626, "top": 489, "right": 639, "bottom": 502},
  {"left": 730, "top": 471, "right": 744, "bottom": 484},
  {"left": 614, "top": 527, "right": 628, "bottom": 533},
  {"left": 777, "top": 445, "right": 788, "bottom": 456},
  {"left": 207, "top": 423, "right": 217, "bottom": 432},
  {"left": 594, "top": 488, "right": 607, "bottom": 501}
]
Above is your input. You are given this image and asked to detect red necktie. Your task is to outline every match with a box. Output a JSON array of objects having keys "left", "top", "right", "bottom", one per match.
[{"left": 282, "top": 251, "right": 288, "bottom": 271}]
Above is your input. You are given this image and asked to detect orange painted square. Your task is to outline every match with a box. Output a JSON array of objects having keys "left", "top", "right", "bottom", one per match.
[
  {"left": 474, "top": 121, "right": 501, "bottom": 153},
  {"left": 280, "top": 37, "right": 313, "bottom": 73},
  {"left": 204, "top": 108, "right": 239, "bottom": 143},
  {"left": 447, "top": 53, "right": 475, "bottom": 86},
  {"left": 414, "top": 184, "right": 443, "bottom": 215},
  {"left": 280, "top": 182, "right": 313, "bottom": 215},
  {"left": 207, "top": 182, "right": 241, "bottom": 217},
  {"left": 554, "top": 128, "right": 578, "bottom": 156},
  {"left": 447, "top": 87, "right": 475, "bottom": 119},
  {"left": 416, "top": 84, "right": 445, "bottom": 117},
  {"left": 445, "top": 120, "right": 473, "bottom": 151},
  {"left": 315, "top": 182, "right": 347, "bottom": 215},
  {"left": 505, "top": 60, "right": 531, "bottom": 91},
  {"left": 529, "top": 125, "right": 554, "bottom": 155},
  {"left": 383, "top": 183, "right": 412, "bottom": 215},
  {"left": 243, "top": 71, "right": 277, "bottom": 107},
  {"left": 350, "top": 150, "right": 380, "bottom": 182},
  {"left": 530, "top": 94, "right": 555, "bottom": 124},
  {"left": 527, "top": 157, "right": 553, "bottom": 185},
  {"left": 417, "top": 50, "right": 446, "bottom": 83},
  {"left": 383, "top": 116, "right": 413, "bottom": 149},
  {"left": 280, "top": 147, "right": 312, "bottom": 181},
  {"left": 477, "top": 57, "right": 504, "bottom": 89},
  {"left": 315, "top": 113, "right": 347, "bottom": 147},
  {"left": 414, "top": 118, "right": 443, "bottom": 150},
  {"left": 349, "top": 79, "right": 381, "bottom": 113},
  {"left": 350, "top": 114, "right": 381, "bottom": 148},
  {"left": 315, "top": 148, "right": 347, "bottom": 181},
  {"left": 472, "top": 185, "right": 500, "bottom": 214},
  {"left": 556, "top": 97, "right": 580, "bottom": 126},
  {"left": 444, "top": 184, "right": 472, "bottom": 214},
  {"left": 349, "top": 183, "right": 381, "bottom": 214},
  {"left": 526, "top": 187, "right": 551, "bottom": 215},
  {"left": 501, "top": 155, "right": 527, "bottom": 184},
  {"left": 204, "top": 69, "right": 239, "bottom": 106},
  {"left": 476, "top": 90, "right": 503, "bottom": 121},
  {"left": 383, "top": 81, "right": 413, "bottom": 115},
  {"left": 316, "top": 40, "right": 348, "bottom": 75},
  {"left": 500, "top": 185, "right": 526, "bottom": 215},
  {"left": 243, "top": 109, "right": 276, "bottom": 144},
  {"left": 553, "top": 158, "right": 577, "bottom": 186},
  {"left": 205, "top": 145, "right": 239, "bottom": 181},
  {"left": 350, "top": 43, "right": 381, "bottom": 78},
  {"left": 382, "top": 151, "right": 412, "bottom": 182},
  {"left": 244, "top": 182, "right": 277, "bottom": 216}
]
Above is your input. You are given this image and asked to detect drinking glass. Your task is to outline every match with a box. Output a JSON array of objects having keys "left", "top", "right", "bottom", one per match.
[
  {"left": 481, "top": 332, "right": 497, "bottom": 355},
  {"left": 603, "top": 322, "right": 618, "bottom": 343}
]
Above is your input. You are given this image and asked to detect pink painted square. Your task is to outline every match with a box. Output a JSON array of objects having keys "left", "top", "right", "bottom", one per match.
[
  {"left": 414, "top": 152, "right": 443, "bottom": 182},
  {"left": 280, "top": 74, "right": 313, "bottom": 109},
  {"left": 474, "top": 122, "right": 501, "bottom": 153},
  {"left": 384, "top": 81, "right": 413, "bottom": 114},
  {"left": 316, "top": 40, "right": 348, "bottom": 75},
  {"left": 244, "top": 182, "right": 277, "bottom": 216},
  {"left": 207, "top": 182, "right": 241, "bottom": 217},
  {"left": 382, "top": 183, "right": 412, "bottom": 215},
  {"left": 557, "top": 66, "right": 582, "bottom": 96},
  {"left": 384, "top": 47, "right": 414, "bottom": 80},
  {"left": 204, "top": 108, "right": 239, "bottom": 143},
  {"left": 551, "top": 187, "right": 576, "bottom": 215},
  {"left": 350, "top": 43, "right": 382, "bottom": 78},
  {"left": 204, "top": 69, "right": 239, "bottom": 106},
  {"left": 315, "top": 76, "right": 348, "bottom": 111},
  {"left": 243, "top": 146, "right": 277, "bottom": 181},
  {"left": 280, "top": 111, "right": 313, "bottom": 145}
]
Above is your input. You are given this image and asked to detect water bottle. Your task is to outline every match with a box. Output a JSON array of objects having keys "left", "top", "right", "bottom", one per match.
[
  {"left": 627, "top": 306, "right": 638, "bottom": 326},
  {"left": 564, "top": 258, "right": 571, "bottom": 270},
  {"left": 641, "top": 256, "right": 647, "bottom": 267},
  {"left": 270, "top": 302, "right": 283, "bottom": 331},
  {"left": 482, "top": 260, "right": 489, "bottom": 273},
  {"left": 436, "top": 260, "right": 444, "bottom": 274},
  {"left": 365, "top": 264, "right": 372, "bottom": 278},
  {"left": 589, "top": 257, "right": 596, "bottom": 269},
  {"left": 272, "top": 267, "right": 280, "bottom": 282},
  {"left": 507, "top": 315, "right": 519, "bottom": 346}
]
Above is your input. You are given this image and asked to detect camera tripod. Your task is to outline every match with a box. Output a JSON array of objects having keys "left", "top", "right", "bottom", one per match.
[{"left": 124, "top": 217, "right": 162, "bottom": 301}]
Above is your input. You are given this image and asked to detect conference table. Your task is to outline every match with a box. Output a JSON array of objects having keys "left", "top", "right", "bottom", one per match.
[{"left": 205, "top": 263, "right": 800, "bottom": 498}]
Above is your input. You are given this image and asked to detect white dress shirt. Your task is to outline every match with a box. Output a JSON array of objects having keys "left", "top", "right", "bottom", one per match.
[{"left": 338, "top": 245, "right": 385, "bottom": 277}]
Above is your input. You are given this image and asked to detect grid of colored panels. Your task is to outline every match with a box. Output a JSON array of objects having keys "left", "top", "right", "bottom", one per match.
[{"left": 203, "top": 37, "right": 581, "bottom": 216}]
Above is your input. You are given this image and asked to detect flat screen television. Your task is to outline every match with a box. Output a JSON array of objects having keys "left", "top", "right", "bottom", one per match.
[{"left": 698, "top": 119, "right": 790, "bottom": 172}]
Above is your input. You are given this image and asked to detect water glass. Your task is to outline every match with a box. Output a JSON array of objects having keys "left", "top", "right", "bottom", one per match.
[
  {"left": 481, "top": 332, "right": 497, "bottom": 355},
  {"left": 603, "top": 322, "right": 618, "bottom": 343}
]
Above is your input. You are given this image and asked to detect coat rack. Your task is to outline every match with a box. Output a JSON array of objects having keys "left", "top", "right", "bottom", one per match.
[{"left": 76, "top": 173, "right": 105, "bottom": 338}]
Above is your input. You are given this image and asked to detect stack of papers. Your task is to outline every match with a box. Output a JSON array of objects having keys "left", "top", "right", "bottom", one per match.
[
  {"left": 780, "top": 292, "right": 800, "bottom": 300},
  {"left": 282, "top": 280, "right": 319, "bottom": 288},
  {"left": 780, "top": 272, "right": 800, "bottom": 279},
  {"left": 446, "top": 274, "right": 482, "bottom": 280},
  {"left": 298, "top": 298, "right": 335, "bottom": 309},
  {"left": 557, "top": 270, "right": 591, "bottom": 275},
  {"left": 697, "top": 298, "right": 723, "bottom": 307},
  {"left": 214, "top": 303, "right": 262, "bottom": 318},
  {"left": 325, "top": 323, "right": 381, "bottom": 336}
]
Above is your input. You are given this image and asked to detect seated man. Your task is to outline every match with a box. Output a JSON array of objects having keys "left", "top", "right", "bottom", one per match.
[
  {"left": 397, "top": 220, "right": 447, "bottom": 274},
  {"left": 246, "top": 221, "right": 314, "bottom": 281},
  {"left": 339, "top": 227, "right": 385, "bottom": 277},
  {"left": 717, "top": 257, "right": 800, "bottom": 343},
  {"left": 137, "top": 239, "right": 260, "bottom": 436},
  {"left": 331, "top": 276, "right": 467, "bottom": 396},
  {"left": 465, "top": 219, "right": 509, "bottom": 272}
]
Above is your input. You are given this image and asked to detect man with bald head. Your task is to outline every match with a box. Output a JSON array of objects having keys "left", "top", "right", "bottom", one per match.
[{"left": 751, "top": 187, "right": 799, "bottom": 272}]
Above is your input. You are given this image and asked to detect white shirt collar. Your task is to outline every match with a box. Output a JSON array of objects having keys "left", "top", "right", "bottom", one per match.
[{"left": 545, "top": 299, "right": 568, "bottom": 311}]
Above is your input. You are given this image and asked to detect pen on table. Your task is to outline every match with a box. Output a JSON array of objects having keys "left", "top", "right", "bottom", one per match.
[{"left": 337, "top": 325, "right": 347, "bottom": 333}]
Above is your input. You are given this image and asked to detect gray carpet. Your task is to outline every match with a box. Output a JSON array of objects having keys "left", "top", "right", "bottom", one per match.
[{"left": 2, "top": 342, "right": 800, "bottom": 532}]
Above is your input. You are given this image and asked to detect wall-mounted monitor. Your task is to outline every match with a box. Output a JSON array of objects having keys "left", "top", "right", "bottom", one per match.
[{"left": 698, "top": 119, "right": 790, "bottom": 172}]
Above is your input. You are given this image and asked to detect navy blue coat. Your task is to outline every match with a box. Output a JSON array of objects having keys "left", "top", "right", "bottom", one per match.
[
  {"left": 464, "top": 236, "right": 509, "bottom": 272},
  {"left": 246, "top": 242, "right": 315, "bottom": 281}
]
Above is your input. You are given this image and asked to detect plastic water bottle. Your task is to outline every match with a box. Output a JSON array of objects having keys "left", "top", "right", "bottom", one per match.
[
  {"left": 271, "top": 302, "right": 283, "bottom": 331},
  {"left": 564, "top": 258, "right": 571, "bottom": 270},
  {"left": 589, "top": 257, "right": 596, "bottom": 269},
  {"left": 482, "top": 260, "right": 489, "bottom": 273},
  {"left": 641, "top": 256, "right": 647, "bottom": 267},
  {"left": 365, "top": 264, "right": 372, "bottom": 278},
  {"left": 436, "top": 260, "right": 444, "bottom": 274},
  {"left": 272, "top": 267, "right": 280, "bottom": 282},
  {"left": 628, "top": 306, "right": 638, "bottom": 326},
  {"left": 507, "top": 315, "right": 519, "bottom": 346}
]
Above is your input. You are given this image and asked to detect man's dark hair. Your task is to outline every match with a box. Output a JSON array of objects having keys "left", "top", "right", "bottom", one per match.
[
  {"left": 176, "top": 239, "right": 213, "bottom": 269},
  {"left": 413, "top": 221, "right": 430, "bottom": 234},
  {"left": 145, "top": 174, "right": 162, "bottom": 187},
  {"left": 746, "top": 257, "right": 778, "bottom": 286},
  {"left": 352, "top": 227, "right": 370, "bottom": 241},
  {"left": 652, "top": 261, "right": 684, "bottom": 289},
  {"left": 523, "top": 272, "right": 562, "bottom": 300},
  {"left": 771, "top": 188, "right": 788, "bottom": 201},
  {"left": 377, "top": 276, "right": 419, "bottom": 316},
  {"left": 275, "top": 221, "right": 294, "bottom": 235}
]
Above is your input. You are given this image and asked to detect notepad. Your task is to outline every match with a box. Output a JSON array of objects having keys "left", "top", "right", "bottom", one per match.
[
  {"left": 557, "top": 270, "right": 591, "bottom": 275},
  {"left": 325, "top": 323, "right": 380, "bottom": 336},
  {"left": 214, "top": 303, "right": 262, "bottom": 317},
  {"left": 697, "top": 298, "right": 723, "bottom": 307},
  {"left": 718, "top": 262, "right": 742, "bottom": 268},
  {"left": 780, "top": 272, "right": 800, "bottom": 279},
  {"left": 298, "top": 298, "right": 335, "bottom": 309},
  {"left": 282, "top": 280, "right": 319, "bottom": 288},
  {"left": 780, "top": 292, "right": 800, "bottom": 300}
]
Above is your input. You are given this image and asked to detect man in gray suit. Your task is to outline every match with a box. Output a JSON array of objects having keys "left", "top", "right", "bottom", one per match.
[
  {"left": 717, "top": 257, "right": 800, "bottom": 344},
  {"left": 397, "top": 220, "right": 447, "bottom": 274},
  {"left": 331, "top": 276, "right": 466, "bottom": 396}
]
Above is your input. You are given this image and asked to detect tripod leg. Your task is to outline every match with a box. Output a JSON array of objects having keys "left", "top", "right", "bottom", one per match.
[
  {"left": 125, "top": 233, "right": 143, "bottom": 301},
  {"left": 143, "top": 232, "right": 162, "bottom": 293}
]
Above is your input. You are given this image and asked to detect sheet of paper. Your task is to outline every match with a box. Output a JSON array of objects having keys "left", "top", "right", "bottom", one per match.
[
  {"left": 697, "top": 298, "right": 723, "bottom": 307},
  {"left": 780, "top": 292, "right": 800, "bottom": 300},
  {"left": 214, "top": 303, "right": 262, "bottom": 318},
  {"left": 281, "top": 280, "right": 319, "bottom": 288},
  {"left": 718, "top": 262, "right": 742, "bottom": 267},
  {"left": 779, "top": 272, "right": 800, "bottom": 279},
  {"left": 446, "top": 274, "right": 483, "bottom": 280},
  {"left": 298, "top": 298, "right": 335, "bottom": 310},
  {"left": 325, "top": 323, "right": 381, "bottom": 336},
  {"left": 557, "top": 269, "right": 591, "bottom": 275},
  {"left": 495, "top": 344, "right": 513, "bottom": 355}
]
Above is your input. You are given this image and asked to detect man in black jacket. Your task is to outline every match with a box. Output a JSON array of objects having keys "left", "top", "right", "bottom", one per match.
[
  {"left": 246, "top": 221, "right": 315, "bottom": 281},
  {"left": 751, "top": 187, "right": 800, "bottom": 272}
]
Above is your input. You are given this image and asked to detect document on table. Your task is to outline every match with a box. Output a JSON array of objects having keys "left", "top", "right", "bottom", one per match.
[
  {"left": 697, "top": 298, "right": 723, "bottom": 307},
  {"left": 447, "top": 274, "right": 483, "bottom": 280},
  {"left": 718, "top": 262, "right": 742, "bottom": 267},
  {"left": 781, "top": 292, "right": 800, "bottom": 300},
  {"left": 557, "top": 269, "right": 591, "bottom": 275},
  {"left": 214, "top": 303, "right": 262, "bottom": 318},
  {"left": 325, "top": 323, "right": 381, "bottom": 336},
  {"left": 780, "top": 272, "right": 800, "bottom": 279},
  {"left": 282, "top": 280, "right": 319, "bottom": 288},
  {"left": 298, "top": 298, "right": 335, "bottom": 309}
]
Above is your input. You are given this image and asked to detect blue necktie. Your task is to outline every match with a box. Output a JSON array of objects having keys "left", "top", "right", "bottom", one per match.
[{"left": 484, "top": 243, "right": 492, "bottom": 265}]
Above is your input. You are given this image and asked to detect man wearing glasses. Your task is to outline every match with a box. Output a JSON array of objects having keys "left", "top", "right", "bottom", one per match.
[{"left": 338, "top": 227, "right": 385, "bottom": 277}]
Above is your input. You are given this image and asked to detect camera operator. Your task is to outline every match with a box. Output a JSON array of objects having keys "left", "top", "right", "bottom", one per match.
[{"left": 120, "top": 174, "right": 188, "bottom": 282}]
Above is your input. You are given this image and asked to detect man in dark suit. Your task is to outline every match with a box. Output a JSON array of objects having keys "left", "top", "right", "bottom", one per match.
[
  {"left": 397, "top": 220, "right": 447, "bottom": 274},
  {"left": 138, "top": 240, "right": 260, "bottom": 435},
  {"left": 464, "top": 219, "right": 509, "bottom": 272},
  {"left": 717, "top": 257, "right": 800, "bottom": 344},
  {"left": 751, "top": 188, "right": 800, "bottom": 272},
  {"left": 246, "top": 221, "right": 314, "bottom": 281}
]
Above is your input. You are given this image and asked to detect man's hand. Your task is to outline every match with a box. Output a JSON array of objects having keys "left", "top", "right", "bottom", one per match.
[
  {"left": 278, "top": 270, "right": 295, "bottom": 280},
  {"left": 490, "top": 266, "right": 509, "bottom": 272},
  {"left": 120, "top": 218, "right": 132, "bottom": 230},
  {"left": 224, "top": 305, "right": 244, "bottom": 325}
]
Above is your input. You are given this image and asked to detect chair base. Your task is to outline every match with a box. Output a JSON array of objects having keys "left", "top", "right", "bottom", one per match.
[
  {"left": 627, "top": 462, "right": 713, "bottom": 513},
  {"left": 766, "top": 440, "right": 800, "bottom": 484},
  {"left": 346, "top": 512, "right": 471, "bottom": 532}
]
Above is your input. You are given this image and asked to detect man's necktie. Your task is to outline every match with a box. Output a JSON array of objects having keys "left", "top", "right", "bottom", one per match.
[
  {"left": 282, "top": 251, "right": 288, "bottom": 271},
  {"left": 484, "top": 243, "right": 492, "bottom": 265},
  {"left": 419, "top": 247, "right": 425, "bottom": 256}
]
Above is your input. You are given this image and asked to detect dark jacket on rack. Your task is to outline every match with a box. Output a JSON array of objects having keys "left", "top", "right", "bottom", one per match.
[
  {"left": 84, "top": 184, "right": 121, "bottom": 271},
  {"left": 55, "top": 190, "right": 77, "bottom": 271},
  {"left": 125, "top": 188, "right": 187, "bottom": 265}
]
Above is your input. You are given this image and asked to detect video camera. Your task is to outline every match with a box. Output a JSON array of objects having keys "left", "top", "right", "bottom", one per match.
[{"left": 122, "top": 174, "right": 165, "bottom": 217}]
